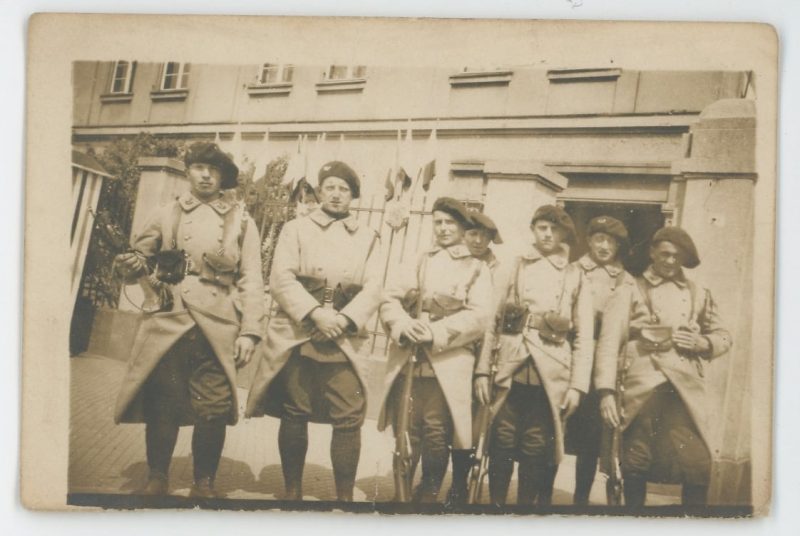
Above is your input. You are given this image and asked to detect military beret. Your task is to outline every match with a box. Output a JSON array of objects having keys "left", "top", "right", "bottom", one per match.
[
  {"left": 432, "top": 197, "right": 473, "bottom": 229},
  {"left": 651, "top": 226, "right": 700, "bottom": 268},
  {"left": 184, "top": 142, "right": 239, "bottom": 189},
  {"left": 470, "top": 212, "right": 503, "bottom": 244},
  {"left": 318, "top": 160, "right": 361, "bottom": 199},
  {"left": 587, "top": 215, "right": 630, "bottom": 252},
  {"left": 530, "top": 204, "right": 577, "bottom": 245}
]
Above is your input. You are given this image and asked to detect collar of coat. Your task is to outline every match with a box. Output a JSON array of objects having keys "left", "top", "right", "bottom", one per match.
[
  {"left": 178, "top": 191, "right": 233, "bottom": 215},
  {"left": 308, "top": 208, "right": 360, "bottom": 233},
  {"left": 521, "top": 243, "right": 569, "bottom": 269},
  {"left": 642, "top": 265, "right": 688, "bottom": 288},
  {"left": 476, "top": 249, "right": 498, "bottom": 269},
  {"left": 578, "top": 254, "right": 624, "bottom": 277},
  {"left": 426, "top": 243, "right": 472, "bottom": 259}
]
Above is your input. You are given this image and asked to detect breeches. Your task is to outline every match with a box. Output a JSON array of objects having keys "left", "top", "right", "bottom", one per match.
[
  {"left": 282, "top": 353, "right": 366, "bottom": 430},
  {"left": 143, "top": 327, "right": 232, "bottom": 424},
  {"left": 492, "top": 383, "right": 556, "bottom": 461},
  {"left": 390, "top": 375, "right": 454, "bottom": 466},
  {"left": 622, "top": 382, "right": 711, "bottom": 486}
]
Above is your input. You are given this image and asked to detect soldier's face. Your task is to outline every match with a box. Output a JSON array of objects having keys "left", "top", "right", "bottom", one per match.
[
  {"left": 531, "top": 220, "right": 564, "bottom": 254},
  {"left": 588, "top": 232, "right": 619, "bottom": 265},
  {"left": 650, "top": 240, "right": 684, "bottom": 279},
  {"left": 433, "top": 211, "right": 465, "bottom": 248},
  {"left": 465, "top": 228, "right": 492, "bottom": 257},
  {"left": 187, "top": 163, "right": 223, "bottom": 200},
  {"left": 318, "top": 176, "right": 353, "bottom": 215}
]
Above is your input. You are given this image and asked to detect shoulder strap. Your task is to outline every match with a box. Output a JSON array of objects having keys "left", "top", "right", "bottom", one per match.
[
  {"left": 635, "top": 277, "right": 657, "bottom": 322},
  {"left": 168, "top": 201, "right": 183, "bottom": 250},
  {"left": 511, "top": 256, "right": 523, "bottom": 305}
]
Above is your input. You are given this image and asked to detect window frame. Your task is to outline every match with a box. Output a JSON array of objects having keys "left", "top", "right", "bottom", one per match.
[
  {"left": 160, "top": 62, "right": 191, "bottom": 91},
  {"left": 109, "top": 60, "right": 135, "bottom": 94}
]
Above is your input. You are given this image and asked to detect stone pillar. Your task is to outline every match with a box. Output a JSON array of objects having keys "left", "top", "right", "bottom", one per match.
[
  {"left": 672, "top": 98, "right": 756, "bottom": 505},
  {"left": 482, "top": 160, "right": 569, "bottom": 259}
]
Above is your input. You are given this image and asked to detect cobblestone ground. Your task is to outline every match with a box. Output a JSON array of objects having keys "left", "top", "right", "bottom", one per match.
[{"left": 69, "top": 355, "right": 680, "bottom": 505}]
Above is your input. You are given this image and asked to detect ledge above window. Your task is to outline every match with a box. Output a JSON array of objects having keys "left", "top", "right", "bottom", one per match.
[
  {"left": 449, "top": 70, "right": 513, "bottom": 88},
  {"left": 547, "top": 68, "right": 622, "bottom": 83},
  {"left": 150, "top": 88, "right": 189, "bottom": 102},
  {"left": 316, "top": 78, "right": 366, "bottom": 94},
  {"left": 247, "top": 82, "right": 293, "bottom": 97},
  {"left": 99, "top": 92, "right": 133, "bottom": 104}
]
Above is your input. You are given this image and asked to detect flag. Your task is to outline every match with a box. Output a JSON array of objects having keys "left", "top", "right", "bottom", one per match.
[
  {"left": 281, "top": 134, "right": 306, "bottom": 189},
  {"left": 396, "top": 167, "right": 413, "bottom": 193},
  {"left": 384, "top": 168, "right": 395, "bottom": 201},
  {"left": 421, "top": 159, "right": 436, "bottom": 192}
]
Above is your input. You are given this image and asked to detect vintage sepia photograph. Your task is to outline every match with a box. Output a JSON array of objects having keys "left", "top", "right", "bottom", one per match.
[{"left": 23, "top": 15, "right": 777, "bottom": 518}]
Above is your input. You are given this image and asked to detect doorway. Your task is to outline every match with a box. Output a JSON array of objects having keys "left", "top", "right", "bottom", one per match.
[{"left": 563, "top": 201, "right": 665, "bottom": 276}]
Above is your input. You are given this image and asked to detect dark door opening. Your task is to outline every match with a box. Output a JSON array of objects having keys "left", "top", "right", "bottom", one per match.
[{"left": 563, "top": 201, "right": 665, "bottom": 276}]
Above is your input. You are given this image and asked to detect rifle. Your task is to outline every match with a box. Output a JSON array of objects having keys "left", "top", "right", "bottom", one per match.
[
  {"left": 392, "top": 289, "right": 423, "bottom": 503},
  {"left": 466, "top": 338, "right": 499, "bottom": 504},
  {"left": 605, "top": 316, "right": 631, "bottom": 506}
]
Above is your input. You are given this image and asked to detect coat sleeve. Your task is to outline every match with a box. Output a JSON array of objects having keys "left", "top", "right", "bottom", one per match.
[
  {"left": 698, "top": 287, "right": 733, "bottom": 358},
  {"left": 340, "top": 231, "right": 383, "bottom": 331},
  {"left": 269, "top": 219, "right": 321, "bottom": 324},
  {"left": 428, "top": 262, "right": 493, "bottom": 355},
  {"left": 379, "top": 257, "right": 418, "bottom": 344},
  {"left": 236, "top": 214, "right": 266, "bottom": 340},
  {"left": 121, "top": 207, "right": 165, "bottom": 284},
  {"left": 593, "top": 283, "right": 634, "bottom": 392},
  {"left": 475, "top": 262, "right": 514, "bottom": 377},
  {"left": 569, "top": 270, "right": 595, "bottom": 393}
]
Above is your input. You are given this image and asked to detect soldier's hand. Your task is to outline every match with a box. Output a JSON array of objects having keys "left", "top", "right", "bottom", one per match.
[
  {"left": 409, "top": 320, "right": 433, "bottom": 343},
  {"left": 310, "top": 308, "right": 344, "bottom": 339},
  {"left": 560, "top": 388, "right": 582, "bottom": 419},
  {"left": 114, "top": 251, "right": 145, "bottom": 276},
  {"left": 672, "top": 330, "right": 711, "bottom": 354},
  {"left": 234, "top": 335, "right": 257, "bottom": 368},
  {"left": 599, "top": 393, "right": 621, "bottom": 428},
  {"left": 310, "top": 329, "right": 329, "bottom": 343},
  {"left": 474, "top": 376, "right": 491, "bottom": 406}
]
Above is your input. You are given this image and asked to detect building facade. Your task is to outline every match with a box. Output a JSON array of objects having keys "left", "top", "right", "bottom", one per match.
[{"left": 72, "top": 61, "right": 757, "bottom": 504}]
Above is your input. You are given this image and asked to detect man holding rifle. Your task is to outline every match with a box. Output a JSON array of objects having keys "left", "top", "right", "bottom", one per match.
[
  {"left": 594, "top": 227, "right": 732, "bottom": 507},
  {"left": 565, "top": 216, "right": 635, "bottom": 506},
  {"left": 246, "top": 161, "right": 382, "bottom": 502},
  {"left": 474, "top": 205, "right": 594, "bottom": 506},
  {"left": 378, "top": 197, "right": 492, "bottom": 504}
]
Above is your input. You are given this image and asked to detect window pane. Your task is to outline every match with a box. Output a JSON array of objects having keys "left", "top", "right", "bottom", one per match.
[
  {"left": 282, "top": 65, "right": 294, "bottom": 83},
  {"left": 180, "top": 63, "right": 191, "bottom": 89},
  {"left": 111, "top": 61, "right": 129, "bottom": 93},
  {"left": 260, "top": 64, "right": 277, "bottom": 84},
  {"left": 352, "top": 65, "right": 367, "bottom": 78},
  {"left": 329, "top": 65, "right": 348, "bottom": 79}
]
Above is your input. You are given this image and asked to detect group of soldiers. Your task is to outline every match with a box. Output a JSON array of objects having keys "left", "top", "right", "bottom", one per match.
[{"left": 113, "top": 142, "right": 732, "bottom": 507}]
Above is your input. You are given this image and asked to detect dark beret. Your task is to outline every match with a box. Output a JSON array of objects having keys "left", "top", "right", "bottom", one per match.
[
  {"left": 651, "top": 226, "right": 700, "bottom": 268},
  {"left": 318, "top": 160, "right": 361, "bottom": 199},
  {"left": 470, "top": 212, "right": 503, "bottom": 244},
  {"left": 587, "top": 215, "right": 630, "bottom": 252},
  {"left": 530, "top": 204, "right": 576, "bottom": 245},
  {"left": 432, "top": 197, "right": 473, "bottom": 229},
  {"left": 184, "top": 142, "right": 239, "bottom": 189}
]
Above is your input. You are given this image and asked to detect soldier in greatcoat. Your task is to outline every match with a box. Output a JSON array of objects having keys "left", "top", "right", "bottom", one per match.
[
  {"left": 564, "top": 216, "right": 635, "bottom": 505},
  {"left": 113, "top": 142, "right": 265, "bottom": 498},
  {"left": 245, "top": 161, "right": 382, "bottom": 502},
  {"left": 378, "top": 197, "right": 493, "bottom": 503},
  {"left": 474, "top": 205, "right": 594, "bottom": 506},
  {"left": 594, "top": 226, "right": 732, "bottom": 506},
  {"left": 447, "top": 211, "right": 503, "bottom": 504}
]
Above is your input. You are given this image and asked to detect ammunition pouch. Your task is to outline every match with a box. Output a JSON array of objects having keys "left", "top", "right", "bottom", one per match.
[
  {"left": 500, "top": 303, "right": 529, "bottom": 335},
  {"left": 199, "top": 252, "right": 238, "bottom": 287},
  {"left": 153, "top": 249, "right": 188, "bottom": 285},
  {"left": 401, "top": 289, "right": 420, "bottom": 317},
  {"left": 637, "top": 325, "right": 673, "bottom": 353},
  {"left": 537, "top": 311, "right": 572, "bottom": 345},
  {"left": 425, "top": 292, "right": 465, "bottom": 321}
]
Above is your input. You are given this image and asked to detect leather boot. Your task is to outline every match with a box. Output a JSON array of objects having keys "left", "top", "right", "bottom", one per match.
[
  {"left": 139, "top": 471, "right": 168, "bottom": 496},
  {"left": 331, "top": 428, "right": 361, "bottom": 502},
  {"left": 573, "top": 453, "right": 598, "bottom": 506},
  {"left": 488, "top": 449, "right": 515, "bottom": 506},
  {"left": 623, "top": 473, "right": 647, "bottom": 508},
  {"left": 445, "top": 449, "right": 472, "bottom": 507},
  {"left": 279, "top": 418, "right": 308, "bottom": 500},
  {"left": 190, "top": 476, "right": 218, "bottom": 499},
  {"left": 192, "top": 419, "right": 226, "bottom": 485}
]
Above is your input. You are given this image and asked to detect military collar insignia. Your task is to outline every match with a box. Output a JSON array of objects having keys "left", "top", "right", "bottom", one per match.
[
  {"left": 523, "top": 243, "right": 569, "bottom": 269},
  {"left": 578, "top": 254, "right": 624, "bottom": 277},
  {"left": 642, "top": 265, "right": 688, "bottom": 288},
  {"left": 309, "top": 208, "right": 360, "bottom": 232},
  {"left": 178, "top": 192, "right": 232, "bottom": 215}
]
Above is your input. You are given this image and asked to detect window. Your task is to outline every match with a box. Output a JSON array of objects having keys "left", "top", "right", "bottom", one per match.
[
  {"left": 109, "top": 61, "right": 135, "bottom": 94},
  {"left": 326, "top": 65, "right": 367, "bottom": 80},
  {"left": 161, "top": 62, "right": 191, "bottom": 90},
  {"left": 257, "top": 63, "right": 294, "bottom": 85}
]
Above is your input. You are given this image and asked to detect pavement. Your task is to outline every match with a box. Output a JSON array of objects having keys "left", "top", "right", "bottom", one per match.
[{"left": 68, "top": 354, "right": 681, "bottom": 506}]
